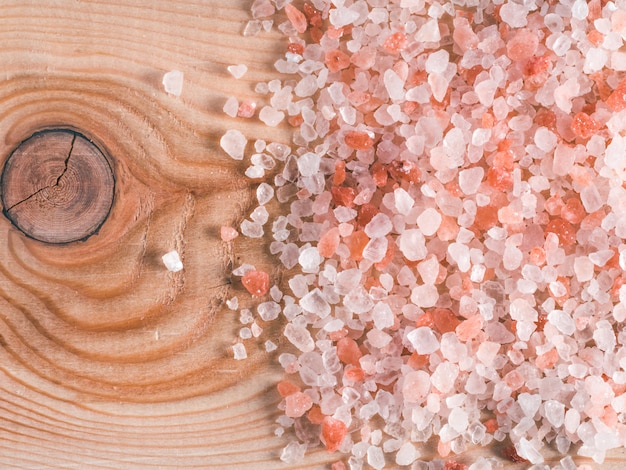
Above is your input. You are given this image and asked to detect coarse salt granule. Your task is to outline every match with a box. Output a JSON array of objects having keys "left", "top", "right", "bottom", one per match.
[
  {"left": 220, "top": 129, "right": 247, "bottom": 160},
  {"left": 162, "top": 70, "right": 183, "bottom": 97},
  {"left": 232, "top": 342, "right": 247, "bottom": 360},
  {"left": 227, "top": 64, "right": 248, "bottom": 79},
  {"left": 161, "top": 250, "right": 183, "bottom": 272}
]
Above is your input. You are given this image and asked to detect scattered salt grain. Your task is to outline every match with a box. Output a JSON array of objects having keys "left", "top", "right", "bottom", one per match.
[
  {"left": 162, "top": 250, "right": 183, "bottom": 272},
  {"left": 232, "top": 343, "right": 247, "bottom": 360},
  {"left": 223, "top": 96, "right": 239, "bottom": 117},
  {"left": 220, "top": 129, "right": 247, "bottom": 160},
  {"left": 227, "top": 64, "right": 248, "bottom": 79},
  {"left": 162, "top": 70, "right": 183, "bottom": 97}
]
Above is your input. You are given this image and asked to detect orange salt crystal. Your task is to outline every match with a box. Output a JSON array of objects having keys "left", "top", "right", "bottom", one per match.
[
  {"left": 307, "top": 405, "right": 325, "bottom": 425},
  {"left": 456, "top": 314, "right": 483, "bottom": 342},
  {"left": 310, "top": 26, "right": 323, "bottom": 43},
  {"left": 277, "top": 380, "right": 301, "bottom": 397},
  {"left": 318, "top": 227, "right": 340, "bottom": 258},
  {"left": 350, "top": 47, "right": 376, "bottom": 69},
  {"left": 388, "top": 159, "right": 421, "bottom": 184},
  {"left": 437, "top": 439, "right": 451, "bottom": 458},
  {"left": 444, "top": 461, "right": 469, "bottom": 470},
  {"left": 331, "top": 462, "right": 347, "bottom": 470},
  {"left": 344, "top": 365, "right": 365, "bottom": 382},
  {"left": 602, "top": 405, "right": 618, "bottom": 429},
  {"left": 345, "top": 230, "right": 369, "bottom": 260},
  {"left": 284, "top": 3, "right": 308, "bottom": 34},
  {"left": 333, "top": 160, "right": 346, "bottom": 186},
  {"left": 571, "top": 112, "right": 600, "bottom": 139},
  {"left": 327, "top": 25, "right": 345, "bottom": 39},
  {"left": 544, "top": 194, "right": 564, "bottom": 216},
  {"left": 486, "top": 167, "right": 513, "bottom": 191},
  {"left": 287, "top": 42, "right": 305, "bottom": 55},
  {"left": 534, "top": 108, "right": 557, "bottom": 131},
  {"left": 474, "top": 205, "right": 499, "bottom": 231},
  {"left": 288, "top": 114, "right": 304, "bottom": 127},
  {"left": 484, "top": 418, "right": 498, "bottom": 433},
  {"left": 285, "top": 391, "right": 313, "bottom": 418},
  {"left": 331, "top": 186, "right": 356, "bottom": 208},
  {"left": 588, "top": 29, "right": 604, "bottom": 46},
  {"left": 344, "top": 131, "right": 374, "bottom": 150},
  {"left": 321, "top": 417, "right": 348, "bottom": 452},
  {"left": 561, "top": 197, "right": 586, "bottom": 224},
  {"left": 606, "top": 76, "right": 626, "bottom": 112},
  {"left": 325, "top": 49, "right": 351, "bottom": 73},
  {"left": 220, "top": 226, "right": 238, "bottom": 241},
  {"left": 371, "top": 162, "right": 388, "bottom": 187},
  {"left": 545, "top": 218, "right": 576, "bottom": 247},
  {"left": 328, "top": 327, "right": 348, "bottom": 341},
  {"left": 374, "top": 237, "right": 396, "bottom": 270},
  {"left": 437, "top": 215, "right": 459, "bottom": 241},
  {"left": 357, "top": 203, "right": 378, "bottom": 228},
  {"left": 242, "top": 270, "right": 270, "bottom": 296},
  {"left": 415, "top": 312, "right": 435, "bottom": 328},
  {"left": 303, "top": 2, "right": 322, "bottom": 28},
  {"left": 382, "top": 32, "right": 407, "bottom": 54},
  {"left": 453, "top": 17, "right": 478, "bottom": 52},
  {"left": 407, "top": 351, "right": 430, "bottom": 369},
  {"left": 529, "top": 246, "right": 546, "bottom": 266},
  {"left": 432, "top": 308, "right": 460, "bottom": 334},
  {"left": 336, "top": 337, "right": 362, "bottom": 366},
  {"left": 481, "top": 112, "right": 495, "bottom": 128},
  {"left": 506, "top": 28, "right": 538, "bottom": 62},
  {"left": 536, "top": 348, "right": 559, "bottom": 369}
]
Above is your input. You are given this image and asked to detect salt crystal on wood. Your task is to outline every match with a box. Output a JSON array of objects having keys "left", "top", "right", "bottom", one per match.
[
  {"left": 259, "top": 106, "right": 285, "bottom": 126},
  {"left": 220, "top": 129, "right": 247, "bottom": 160},
  {"left": 233, "top": 343, "right": 247, "bottom": 360},
  {"left": 223, "top": 96, "right": 239, "bottom": 117},
  {"left": 162, "top": 250, "right": 183, "bottom": 272},
  {"left": 162, "top": 70, "right": 183, "bottom": 96},
  {"left": 227, "top": 64, "right": 248, "bottom": 79}
]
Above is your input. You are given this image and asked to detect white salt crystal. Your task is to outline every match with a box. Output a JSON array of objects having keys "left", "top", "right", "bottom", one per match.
[
  {"left": 162, "top": 70, "right": 183, "bottom": 97},
  {"left": 425, "top": 49, "right": 449, "bottom": 74},
  {"left": 500, "top": 2, "right": 527, "bottom": 27},
  {"left": 220, "top": 129, "right": 247, "bottom": 160},
  {"left": 399, "top": 229, "right": 427, "bottom": 261},
  {"left": 259, "top": 106, "right": 285, "bottom": 126},
  {"left": 241, "top": 220, "right": 263, "bottom": 238},
  {"left": 298, "top": 246, "right": 322, "bottom": 273},
  {"left": 503, "top": 245, "right": 523, "bottom": 271},
  {"left": 372, "top": 302, "right": 394, "bottom": 330},
  {"left": 258, "top": 301, "right": 281, "bottom": 321},
  {"left": 476, "top": 341, "right": 499, "bottom": 366},
  {"left": 417, "top": 256, "right": 439, "bottom": 285},
  {"left": 363, "top": 237, "right": 388, "bottom": 263},
  {"left": 547, "top": 309, "right": 575, "bottom": 335},
  {"left": 226, "top": 297, "right": 238, "bottom": 310},
  {"left": 594, "top": 321, "right": 616, "bottom": 352},
  {"left": 544, "top": 400, "right": 565, "bottom": 428},
  {"left": 239, "top": 327, "right": 252, "bottom": 339},
  {"left": 448, "top": 243, "right": 471, "bottom": 272},
  {"left": 227, "top": 64, "right": 248, "bottom": 79},
  {"left": 407, "top": 327, "right": 439, "bottom": 354},
  {"left": 580, "top": 185, "right": 603, "bottom": 213},
  {"left": 251, "top": 206, "right": 269, "bottom": 225},
  {"left": 394, "top": 188, "right": 414, "bottom": 215},
  {"left": 232, "top": 342, "right": 247, "bottom": 360},
  {"left": 284, "top": 323, "right": 314, "bottom": 352},
  {"left": 411, "top": 284, "right": 438, "bottom": 308},
  {"left": 474, "top": 80, "right": 497, "bottom": 106},
  {"left": 365, "top": 213, "right": 392, "bottom": 238},
  {"left": 384, "top": 69, "right": 406, "bottom": 101},
  {"left": 611, "top": 51, "right": 626, "bottom": 71},
  {"left": 280, "top": 441, "right": 307, "bottom": 463},
  {"left": 431, "top": 362, "right": 459, "bottom": 394},
  {"left": 223, "top": 96, "right": 239, "bottom": 117},
  {"left": 395, "top": 442, "right": 419, "bottom": 466},
  {"left": 265, "top": 340, "right": 277, "bottom": 352},
  {"left": 415, "top": 19, "right": 440, "bottom": 42},
  {"left": 256, "top": 182, "right": 274, "bottom": 205},
  {"left": 251, "top": 322, "right": 262, "bottom": 337},
  {"left": 552, "top": 144, "right": 576, "bottom": 176},
  {"left": 574, "top": 257, "right": 594, "bottom": 282},
  {"left": 584, "top": 48, "right": 608, "bottom": 73},
  {"left": 428, "top": 73, "right": 449, "bottom": 103},
  {"left": 534, "top": 127, "right": 557, "bottom": 152},
  {"left": 571, "top": 0, "right": 589, "bottom": 20},
  {"left": 458, "top": 167, "right": 484, "bottom": 195},
  {"left": 448, "top": 407, "right": 469, "bottom": 433},
  {"left": 329, "top": 7, "right": 360, "bottom": 28},
  {"left": 162, "top": 250, "right": 183, "bottom": 272},
  {"left": 367, "top": 329, "right": 392, "bottom": 348},
  {"left": 554, "top": 78, "right": 579, "bottom": 114},
  {"left": 367, "top": 446, "right": 385, "bottom": 470},
  {"left": 518, "top": 393, "right": 541, "bottom": 418},
  {"left": 516, "top": 438, "right": 544, "bottom": 465},
  {"left": 299, "top": 288, "right": 331, "bottom": 318}
]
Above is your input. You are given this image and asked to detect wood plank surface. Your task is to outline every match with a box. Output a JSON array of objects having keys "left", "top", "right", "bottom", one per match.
[{"left": 0, "top": 1, "right": 621, "bottom": 468}]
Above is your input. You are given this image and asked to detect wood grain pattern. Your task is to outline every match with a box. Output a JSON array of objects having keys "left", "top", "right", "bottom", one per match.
[{"left": 0, "top": 1, "right": 619, "bottom": 468}]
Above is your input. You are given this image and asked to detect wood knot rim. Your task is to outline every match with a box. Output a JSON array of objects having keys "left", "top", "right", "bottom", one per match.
[{"left": 0, "top": 129, "right": 115, "bottom": 244}]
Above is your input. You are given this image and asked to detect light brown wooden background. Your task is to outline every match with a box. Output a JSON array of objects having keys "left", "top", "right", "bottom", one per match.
[{"left": 0, "top": 1, "right": 622, "bottom": 468}]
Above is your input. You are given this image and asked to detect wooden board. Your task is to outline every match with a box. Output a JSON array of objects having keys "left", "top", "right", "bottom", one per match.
[{"left": 0, "top": 1, "right": 622, "bottom": 468}]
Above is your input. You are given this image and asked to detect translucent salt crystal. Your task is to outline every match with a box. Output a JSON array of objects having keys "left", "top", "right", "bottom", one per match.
[
  {"left": 476, "top": 341, "right": 500, "bottom": 366},
  {"left": 367, "top": 329, "right": 391, "bottom": 348},
  {"left": 431, "top": 362, "right": 459, "bottom": 394},
  {"left": 395, "top": 441, "right": 419, "bottom": 466},
  {"left": 251, "top": 206, "right": 269, "bottom": 225},
  {"left": 407, "top": 327, "right": 439, "bottom": 354},
  {"left": 448, "top": 243, "right": 470, "bottom": 272},
  {"left": 417, "top": 256, "right": 439, "bottom": 285},
  {"left": 295, "top": 75, "right": 318, "bottom": 97},
  {"left": 554, "top": 78, "right": 579, "bottom": 114},
  {"left": 474, "top": 80, "right": 497, "bottom": 107},
  {"left": 448, "top": 407, "right": 469, "bottom": 433},
  {"left": 259, "top": 106, "right": 285, "bottom": 126},
  {"left": 241, "top": 220, "right": 263, "bottom": 238},
  {"left": 399, "top": 229, "right": 427, "bottom": 261},
  {"left": 162, "top": 70, "right": 183, "bottom": 96},
  {"left": 363, "top": 237, "right": 388, "bottom": 263},
  {"left": 516, "top": 438, "right": 543, "bottom": 465},
  {"left": 500, "top": 2, "right": 527, "bottom": 27},
  {"left": 251, "top": 322, "right": 262, "bottom": 337},
  {"left": 280, "top": 441, "right": 307, "bottom": 464},
  {"left": 384, "top": 69, "right": 405, "bottom": 101},
  {"left": 394, "top": 188, "right": 414, "bottom": 215},
  {"left": 367, "top": 446, "right": 385, "bottom": 470},
  {"left": 544, "top": 400, "right": 565, "bottom": 428},
  {"left": 534, "top": 127, "right": 557, "bottom": 153},
  {"left": 265, "top": 340, "right": 277, "bottom": 352},
  {"left": 239, "top": 327, "right": 252, "bottom": 339},
  {"left": 372, "top": 302, "right": 394, "bottom": 330},
  {"left": 220, "top": 129, "right": 247, "bottom": 160},
  {"left": 232, "top": 342, "right": 247, "bottom": 360},
  {"left": 300, "top": 288, "right": 331, "bottom": 318},
  {"left": 593, "top": 322, "right": 616, "bottom": 352},
  {"left": 329, "top": 7, "right": 360, "bottom": 28},
  {"left": 415, "top": 18, "right": 440, "bottom": 43},
  {"left": 503, "top": 245, "right": 522, "bottom": 271},
  {"left": 226, "top": 297, "right": 238, "bottom": 310},
  {"left": 411, "top": 284, "right": 438, "bottom": 308},
  {"left": 284, "top": 323, "right": 314, "bottom": 352},
  {"left": 365, "top": 213, "right": 392, "bottom": 238},
  {"left": 425, "top": 49, "right": 449, "bottom": 74},
  {"left": 258, "top": 301, "right": 280, "bottom": 321},
  {"left": 428, "top": 73, "right": 448, "bottom": 103},
  {"left": 518, "top": 392, "right": 541, "bottom": 418},
  {"left": 571, "top": 0, "right": 589, "bottom": 20},
  {"left": 552, "top": 144, "right": 576, "bottom": 176},
  {"left": 256, "top": 182, "right": 274, "bottom": 205},
  {"left": 162, "top": 250, "right": 183, "bottom": 272},
  {"left": 584, "top": 48, "right": 608, "bottom": 73},
  {"left": 223, "top": 96, "right": 238, "bottom": 117},
  {"left": 574, "top": 257, "right": 594, "bottom": 283},
  {"left": 458, "top": 167, "right": 483, "bottom": 195},
  {"left": 227, "top": 64, "right": 247, "bottom": 79},
  {"left": 298, "top": 247, "right": 322, "bottom": 273},
  {"left": 547, "top": 310, "right": 575, "bottom": 335},
  {"left": 243, "top": 20, "right": 262, "bottom": 36}
]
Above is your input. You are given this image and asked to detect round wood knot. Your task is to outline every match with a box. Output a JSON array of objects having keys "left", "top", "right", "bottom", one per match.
[{"left": 1, "top": 130, "right": 115, "bottom": 244}]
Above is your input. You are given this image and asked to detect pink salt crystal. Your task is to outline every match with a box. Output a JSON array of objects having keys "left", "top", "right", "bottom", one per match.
[
  {"left": 402, "top": 370, "right": 430, "bottom": 403},
  {"left": 318, "top": 228, "right": 340, "bottom": 258},
  {"left": 452, "top": 17, "right": 478, "bottom": 51},
  {"left": 325, "top": 49, "right": 351, "bottom": 73},
  {"left": 284, "top": 3, "right": 307, "bottom": 34},
  {"left": 382, "top": 32, "right": 407, "bottom": 54},
  {"left": 506, "top": 29, "right": 538, "bottom": 62},
  {"left": 285, "top": 391, "right": 313, "bottom": 418},
  {"left": 344, "top": 131, "right": 374, "bottom": 150},
  {"left": 251, "top": 0, "right": 275, "bottom": 19},
  {"left": 321, "top": 417, "right": 348, "bottom": 452},
  {"left": 220, "top": 226, "right": 238, "bottom": 241},
  {"left": 455, "top": 314, "right": 483, "bottom": 342},
  {"left": 242, "top": 270, "right": 270, "bottom": 296},
  {"left": 237, "top": 101, "right": 257, "bottom": 118}
]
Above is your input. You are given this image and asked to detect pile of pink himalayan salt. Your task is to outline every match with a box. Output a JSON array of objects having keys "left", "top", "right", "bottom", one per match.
[{"left": 219, "top": 0, "right": 626, "bottom": 468}]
